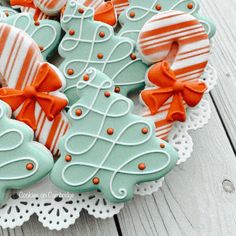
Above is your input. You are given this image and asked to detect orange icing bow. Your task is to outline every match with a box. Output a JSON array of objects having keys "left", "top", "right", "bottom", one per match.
[
  {"left": 0, "top": 63, "right": 68, "bottom": 130},
  {"left": 10, "top": 0, "right": 36, "bottom": 8},
  {"left": 10, "top": 0, "right": 44, "bottom": 20},
  {"left": 141, "top": 61, "right": 207, "bottom": 122},
  {"left": 94, "top": 2, "right": 117, "bottom": 27}
]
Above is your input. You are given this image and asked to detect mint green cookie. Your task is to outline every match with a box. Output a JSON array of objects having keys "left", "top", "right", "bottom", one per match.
[
  {"left": 50, "top": 68, "right": 178, "bottom": 203},
  {"left": 0, "top": 6, "right": 17, "bottom": 22},
  {"left": 118, "top": 0, "right": 216, "bottom": 42},
  {"left": 2, "top": 13, "right": 61, "bottom": 60},
  {"left": 0, "top": 100, "right": 54, "bottom": 205},
  {"left": 59, "top": 0, "right": 148, "bottom": 106}
]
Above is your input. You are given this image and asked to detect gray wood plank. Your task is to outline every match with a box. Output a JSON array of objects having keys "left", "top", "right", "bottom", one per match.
[
  {"left": 1, "top": 0, "right": 236, "bottom": 235},
  {"left": 201, "top": 0, "right": 236, "bottom": 149},
  {"left": 0, "top": 211, "right": 119, "bottom": 236},
  {"left": 118, "top": 98, "right": 236, "bottom": 236},
  {"left": 117, "top": 1, "right": 236, "bottom": 235}
]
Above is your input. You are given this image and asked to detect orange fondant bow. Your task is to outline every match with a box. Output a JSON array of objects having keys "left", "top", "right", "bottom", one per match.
[
  {"left": 94, "top": 2, "right": 117, "bottom": 27},
  {"left": 141, "top": 61, "right": 207, "bottom": 122},
  {"left": 10, "top": 0, "right": 36, "bottom": 8},
  {"left": 10, "top": 0, "right": 44, "bottom": 20},
  {"left": 0, "top": 63, "right": 68, "bottom": 130}
]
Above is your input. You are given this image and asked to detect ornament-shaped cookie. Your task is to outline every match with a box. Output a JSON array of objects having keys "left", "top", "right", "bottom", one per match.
[
  {"left": 50, "top": 68, "right": 178, "bottom": 203},
  {"left": 59, "top": 0, "right": 148, "bottom": 106},
  {"left": 0, "top": 100, "right": 54, "bottom": 205},
  {"left": 118, "top": 0, "right": 216, "bottom": 43}
]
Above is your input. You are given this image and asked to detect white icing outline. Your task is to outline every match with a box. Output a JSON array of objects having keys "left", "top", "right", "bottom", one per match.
[
  {"left": 0, "top": 129, "right": 24, "bottom": 151},
  {"left": 61, "top": 68, "right": 172, "bottom": 200},
  {"left": 63, "top": 149, "right": 171, "bottom": 200},
  {"left": 119, "top": 0, "right": 212, "bottom": 39},
  {"left": 60, "top": 1, "right": 145, "bottom": 95},
  {"left": 0, "top": 8, "right": 17, "bottom": 22},
  {"left": 0, "top": 157, "right": 39, "bottom": 180},
  {"left": 11, "top": 13, "right": 57, "bottom": 52}
]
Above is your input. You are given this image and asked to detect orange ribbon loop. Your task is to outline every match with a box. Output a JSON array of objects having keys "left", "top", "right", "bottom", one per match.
[
  {"left": 94, "top": 2, "right": 117, "bottom": 27},
  {"left": 10, "top": 0, "right": 36, "bottom": 8},
  {"left": 141, "top": 61, "right": 207, "bottom": 122},
  {"left": 0, "top": 63, "right": 68, "bottom": 130}
]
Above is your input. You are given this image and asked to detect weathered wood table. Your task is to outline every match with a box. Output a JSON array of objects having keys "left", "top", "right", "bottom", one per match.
[{"left": 1, "top": 0, "right": 236, "bottom": 235}]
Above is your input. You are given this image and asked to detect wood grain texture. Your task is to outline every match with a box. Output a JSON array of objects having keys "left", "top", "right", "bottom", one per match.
[
  {"left": 201, "top": 0, "right": 236, "bottom": 149},
  {"left": 1, "top": 0, "right": 236, "bottom": 235},
  {"left": 117, "top": 1, "right": 236, "bottom": 235},
  {"left": 118, "top": 98, "right": 236, "bottom": 236}
]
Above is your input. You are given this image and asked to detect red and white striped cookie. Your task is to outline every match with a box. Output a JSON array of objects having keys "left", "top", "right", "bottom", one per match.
[
  {"left": 112, "top": 0, "right": 129, "bottom": 16},
  {"left": 138, "top": 11, "right": 210, "bottom": 140},
  {"left": 79, "top": 0, "right": 104, "bottom": 9},
  {"left": 0, "top": 23, "right": 69, "bottom": 155},
  {"left": 34, "top": 0, "right": 67, "bottom": 16},
  {"left": 20, "top": 6, "right": 49, "bottom": 20},
  {"left": 10, "top": 0, "right": 50, "bottom": 20}
]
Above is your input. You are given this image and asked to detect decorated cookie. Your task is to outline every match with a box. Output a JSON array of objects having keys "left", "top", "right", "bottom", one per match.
[
  {"left": 118, "top": 0, "right": 216, "bottom": 43},
  {"left": 112, "top": 0, "right": 129, "bottom": 16},
  {"left": 78, "top": 0, "right": 104, "bottom": 9},
  {"left": 138, "top": 11, "right": 210, "bottom": 140},
  {"left": 59, "top": 0, "right": 148, "bottom": 106},
  {"left": 50, "top": 68, "right": 178, "bottom": 203},
  {"left": 10, "top": 0, "right": 50, "bottom": 20},
  {"left": 0, "top": 23, "right": 69, "bottom": 155},
  {"left": 0, "top": 6, "right": 17, "bottom": 22},
  {"left": 0, "top": 100, "right": 54, "bottom": 205},
  {"left": 1, "top": 13, "right": 61, "bottom": 60},
  {"left": 61, "top": 1, "right": 117, "bottom": 27},
  {"left": 10, "top": 0, "right": 106, "bottom": 20},
  {"left": 93, "top": 1, "right": 117, "bottom": 27},
  {"left": 33, "top": 0, "right": 67, "bottom": 16}
]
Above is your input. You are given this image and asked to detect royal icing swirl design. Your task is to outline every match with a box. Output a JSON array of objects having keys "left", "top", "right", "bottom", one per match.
[
  {"left": 0, "top": 7, "right": 17, "bottom": 22},
  {"left": 118, "top": 0, "right": 216, "bottom": 43},
  {"left": 0, "top": 100, "right": 53, "bottom": 205},
  {"left": 59, "top": 0, "right": 147, "bottom": 106},
  {"left": 2, "top": 13, "right": 61, "bottom": 60},
  {"left": 51, "top": 68, "right": 178, "bottom": 203},
  {"left": 78, "top": 0, "right": 104, "bottom": 9}
]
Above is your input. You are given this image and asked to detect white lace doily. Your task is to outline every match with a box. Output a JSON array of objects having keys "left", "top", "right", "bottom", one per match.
[{"left": 0, "top": 64, "right": 217, "bottom": 230}]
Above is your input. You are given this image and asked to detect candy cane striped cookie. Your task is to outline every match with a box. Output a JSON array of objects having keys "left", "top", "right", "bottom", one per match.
[
  {"left": 138, "top": 11, "right": 210, "bottom": 140},
  {"left": 20, "top": 6, "right": 49, "bottom": 20},
  {"left": 79, "top": 0, "right": 104, "bottom": 9},
  {"left": 10, "top": 0, "right": 50, "bottom": 20},
  {"left": 0, "top": 23, "right": 69, "bottom": 155},
  {"left": 112, "top": 0, "right": 129, "bottom": 16},
  {"left": 33, "top": 0, "right": 67, "bottom": 16}
]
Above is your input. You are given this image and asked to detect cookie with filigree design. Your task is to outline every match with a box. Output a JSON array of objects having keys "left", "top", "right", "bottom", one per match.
[
  {"left": 50, "top": 68, "right": 178, "bottom": 203},
  {"left": 0, "top": 100, "right": 54, "bottom": 205}
]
